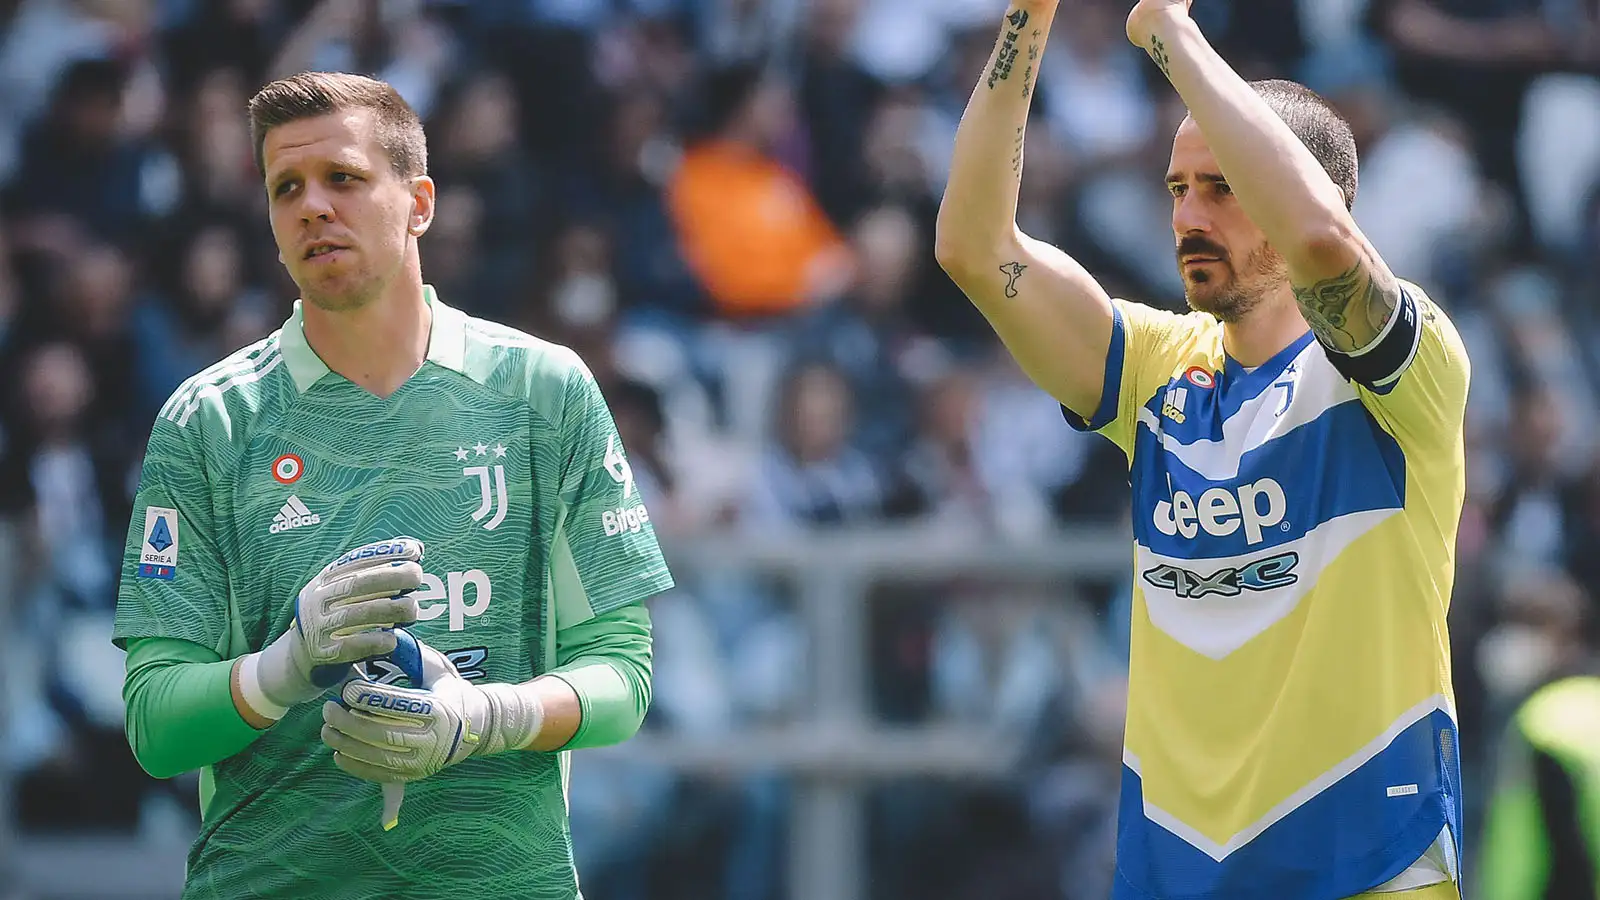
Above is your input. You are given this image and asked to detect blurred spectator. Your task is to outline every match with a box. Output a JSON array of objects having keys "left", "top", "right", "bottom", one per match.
[
  {"left": 131, "top": 219, "right": 273, "bottom": 423},
  {"left": 1, "top": 342, "right": 146, "bottom": 835},
  {"left": 741, "top": 360, "right": 888, "bottom": 529},
  {"left": 268, "top": 0, "right": 455, "bottom": 119},
  {"left": 566, "top": 89, "right": 702, "bottom": 323},
  {"left": 1028, "top": 675, "right": 1127, "bottom": 900},
  {"left": 1474, "top": 570, "right": 1598, "bottom": 899},
  {"left": 791, "top": 203, "right": 931, "bottom": 470},
  {"left": 0, "top": 222, "right": 18, "bottom": 350},
  {"left": 903, "top": 369, "right": 992, "bottom": 532},
  {"left": 161, "top": 0, "right": 283, "bottom": 93},
  {"left": 1368, "top": 0, "right": 1600, "bottom": 255},
  {"left": 1337, "top": 73, "right": 1487, "bottom": 291},
  {"left": 1036, "top": 0, "right": 1157, "bottom": 173},
  {"left": 1186, "top": 0, "right": 1308, "bottom": 80},
  {"left": 426, "top": 70, "right": 537, "bottom": 318},
  {"left": 900, "top": 355, "right": 1091, "bottom": 537},
  {"left": 532, "top": 221, "right": 624, "bottom": 385},
  {"left": 3, "top": 57, "right": 167, "bottom": 248},
  {"left": 795, "top": 0, "right": 883, "bottom": 227},
  {"left": 168, "top": 67, "right": 267, "bottom": 221},
  {"left": 666, "top": 59, "right": 853, "bottom": 320},
  {"left": 0, "top": 0, "right": 137, "bottom": 182},
  {"left": 1488, "top": 382, "right": 1574, "bottom": 569}
]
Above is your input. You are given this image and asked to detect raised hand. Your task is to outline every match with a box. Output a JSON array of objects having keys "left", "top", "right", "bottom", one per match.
[{"left": 1126, "top": 0, "right": 1194, "bottom": 60}]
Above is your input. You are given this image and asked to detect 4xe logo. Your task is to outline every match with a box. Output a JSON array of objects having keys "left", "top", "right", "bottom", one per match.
[
  {"left": 1153, "top": 478, "right": 1288, "bottom": 546},
  {"left": 414, "top": 570, "right": 493, "bottom": 631},
  {"left": 1143, "top": 551, "right": 1300, "bottom": 599}
]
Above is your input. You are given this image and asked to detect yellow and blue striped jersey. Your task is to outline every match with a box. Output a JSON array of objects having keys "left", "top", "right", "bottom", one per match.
[{"left": 1066, "top": 281, "right": 1470, "bottom": 899}]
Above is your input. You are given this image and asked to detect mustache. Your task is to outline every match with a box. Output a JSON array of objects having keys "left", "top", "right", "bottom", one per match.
[{"left": 1176, "top": 236, "right": 1228, "bottom": 260}]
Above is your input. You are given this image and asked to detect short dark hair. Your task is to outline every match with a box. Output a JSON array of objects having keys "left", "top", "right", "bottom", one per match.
[
  {"left": 1248, "top": 79, "right": 1358, "bottom": 210},
  {"left": 699, "top": 59, "right": 771, "bottom": 138},
  {"left": 247, "top": 72, "right": 426, "bottom": 178}
]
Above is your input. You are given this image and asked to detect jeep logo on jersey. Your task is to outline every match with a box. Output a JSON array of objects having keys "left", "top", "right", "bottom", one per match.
[
  {"left": 1153, "top": 478, "right": 1287, "bottom": 545},
  {"left": 414, "top": 570, "right": 492, "bottom": 631}
]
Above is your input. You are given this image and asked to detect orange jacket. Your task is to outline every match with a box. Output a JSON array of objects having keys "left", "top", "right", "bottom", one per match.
[{"left": 666, "top": 139, "right": 847, "bottom": 317}]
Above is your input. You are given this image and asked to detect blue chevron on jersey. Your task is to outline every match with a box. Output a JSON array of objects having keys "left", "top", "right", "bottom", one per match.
[
  {"left": 1112, "top": 705, "right": 1462, "bottom": 900},
  {"left": 1130, "top": 397, "right": 1408, "bottom": 560},
  {"left": 1065, "top": 283, "right": 1471, "bottom": 899}
]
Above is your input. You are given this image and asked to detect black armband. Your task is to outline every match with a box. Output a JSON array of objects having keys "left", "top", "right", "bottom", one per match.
[{"left": 1321, "top": 286, "right": 1421, "bottom": 393}]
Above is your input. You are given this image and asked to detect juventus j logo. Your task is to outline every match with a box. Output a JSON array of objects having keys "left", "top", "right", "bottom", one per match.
[
  {"left": 455, "top": 442, "right": 510, "bottom": 530},
  {"left": 464, "top": 465, "right": 508, "bottom": 530}
]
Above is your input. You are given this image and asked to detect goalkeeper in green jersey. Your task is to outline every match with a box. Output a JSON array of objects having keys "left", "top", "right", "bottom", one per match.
[{"left": 112, "top": 71, "right": 674, "bottom": 900}]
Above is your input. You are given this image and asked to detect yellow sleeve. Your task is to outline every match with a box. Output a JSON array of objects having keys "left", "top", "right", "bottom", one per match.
[
  {"left": 1336, "top": 282, "right": 1471, "bottom": 453},
  {"left": 1063, "top": 298, "right": 1209, "bottom": 458}
]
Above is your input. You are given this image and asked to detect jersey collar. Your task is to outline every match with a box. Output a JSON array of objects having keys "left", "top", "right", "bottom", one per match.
[{"left": 279, "top": 284, "right": 468, "bottom": 393}]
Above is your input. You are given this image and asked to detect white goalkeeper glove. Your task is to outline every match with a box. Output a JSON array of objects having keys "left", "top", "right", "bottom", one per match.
[
  {"left": 320, "top": 628, "right": 546, "bottom": 829},
  {"left": 236, "top": 538, "right": 425, "bottom": 722}
]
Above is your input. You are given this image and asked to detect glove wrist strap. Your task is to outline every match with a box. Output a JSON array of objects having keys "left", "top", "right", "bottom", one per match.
[
  {"left": 477, "top": 683, "right": 546, "bottom": 756},
  {"left": 238, "top": 650, "right": 291, "bottom": 721},
  {"left": 247, "top": 628, "right": 324, "bottom": 717}
]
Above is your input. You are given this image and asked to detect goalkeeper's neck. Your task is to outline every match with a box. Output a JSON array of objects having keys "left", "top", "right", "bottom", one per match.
[{"left": 300, "top": 257, "right": 431, "bottom": 399}]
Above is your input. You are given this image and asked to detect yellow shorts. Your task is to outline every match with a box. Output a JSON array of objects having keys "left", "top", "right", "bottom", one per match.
[{"left": 1348, "top": 882, "right": 1460, "bottom": 900}]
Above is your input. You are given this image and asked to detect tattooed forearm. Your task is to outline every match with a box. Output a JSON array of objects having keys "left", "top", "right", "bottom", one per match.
[
  {"left": 1022, "top": 36, "right": 1038, "bottom": 99},
  {"left": 1000, "top": 261, "right": 1028, "bottom": 297},
  {"left": 1011, "top": 125, "right": 1024, "bottom": 175},
  {"left": 1291, "top": 261, "right": 1400, "bottom": 353},
  {"left": 986, "top": 9, "right": 1029, "bottom": 89},
  {"left": 1147, "top": 35, "right": 1172, "bottom": 79}
]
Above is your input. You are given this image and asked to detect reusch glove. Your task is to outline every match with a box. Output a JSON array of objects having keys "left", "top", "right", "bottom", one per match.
[{"left": 236, "top": 538, "right": 425, "bottom": 721}]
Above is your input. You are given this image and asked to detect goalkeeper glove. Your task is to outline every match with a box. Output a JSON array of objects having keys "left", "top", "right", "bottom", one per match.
[
  {"left": 321, "top": 628, "right": 546, "bottom": 828},
  {"left": 236, "top": 538, "right": 425, "bottom": 722}
]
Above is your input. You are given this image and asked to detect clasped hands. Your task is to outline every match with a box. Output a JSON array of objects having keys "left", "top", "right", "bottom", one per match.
[{"left": 245, "top": 536, "right": 544, "bottom": 789}]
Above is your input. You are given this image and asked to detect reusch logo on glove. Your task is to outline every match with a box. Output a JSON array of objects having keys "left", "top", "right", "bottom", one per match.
[
  {"left": 334, "top": 541, "right": 410, "bottom": 567},
  {"left": 355, "top": 689, "right": 433, "bottom": 715}
]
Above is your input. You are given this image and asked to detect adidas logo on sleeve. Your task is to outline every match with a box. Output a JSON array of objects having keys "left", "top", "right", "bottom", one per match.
[{"left": 270, "top": 495, "right": 322, "bottom": 534}]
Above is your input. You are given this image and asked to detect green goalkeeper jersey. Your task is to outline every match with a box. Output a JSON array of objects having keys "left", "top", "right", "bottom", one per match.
[{"left": 112, "top": 288, "right": 674, "bottom": 899}]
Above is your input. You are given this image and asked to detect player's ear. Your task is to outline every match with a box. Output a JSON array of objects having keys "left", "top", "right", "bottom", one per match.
[{"left": 407, "top": 175, "right": 436, "bottom": 238}]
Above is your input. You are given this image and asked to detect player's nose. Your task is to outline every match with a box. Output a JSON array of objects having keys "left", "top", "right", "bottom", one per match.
[
  {"left": 299, "top": 184, "right": 335, "bottom": 224},
  {"left": 1171, "top": 193, "right": 1212, "bottom": 235}
]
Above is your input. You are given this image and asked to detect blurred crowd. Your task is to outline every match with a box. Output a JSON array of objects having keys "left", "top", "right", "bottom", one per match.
[{"left": 1, "top": 0, "right": 1599, "bottom": 897}]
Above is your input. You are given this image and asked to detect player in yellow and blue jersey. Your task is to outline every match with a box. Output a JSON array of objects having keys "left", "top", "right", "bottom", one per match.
[{"left": 936, "top": 1, "right": 1469, "bottom": 898}]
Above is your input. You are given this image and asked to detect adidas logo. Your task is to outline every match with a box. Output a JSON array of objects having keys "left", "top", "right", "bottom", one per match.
[{"left": 270, "top": 495, "right": 322, "bottom": 534}]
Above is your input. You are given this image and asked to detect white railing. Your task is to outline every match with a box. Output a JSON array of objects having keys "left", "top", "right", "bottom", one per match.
[{"left": 3, "top": 525, "right": 1132, "bottom": 899}]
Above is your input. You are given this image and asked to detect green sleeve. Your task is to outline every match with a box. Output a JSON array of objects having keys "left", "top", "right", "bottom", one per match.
[
  {"left": 547, "top": 604, "right": 653, "bottom": 750},
  {"left": 113, "top": 414, "right": 234, "bottom": 654},
  {"left": 548, "top": 357, "right": 674, "bottom": 618},
  {"left": 123, "top": 636, "right": 265, "bottom": 779}
]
